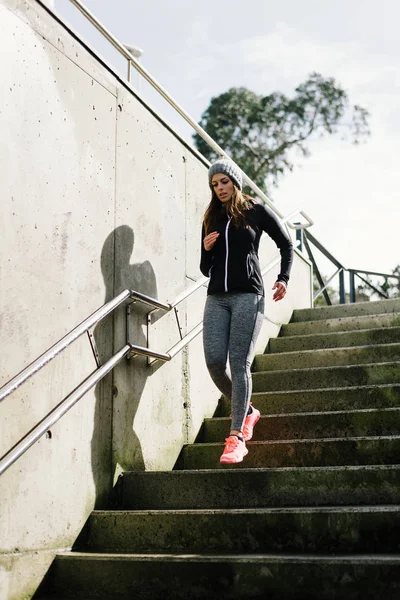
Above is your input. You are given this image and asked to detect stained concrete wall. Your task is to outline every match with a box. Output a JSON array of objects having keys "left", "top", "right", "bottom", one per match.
[{"left": 0, "top": 1, "right": 312, "bottom": 598}]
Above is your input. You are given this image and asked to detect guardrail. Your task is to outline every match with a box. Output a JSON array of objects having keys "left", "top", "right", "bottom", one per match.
[
  {"left": 297, "top": 228, "right": 400, "bottom": 304},
  {"left": 0, "top": 281, "right": 200, "bottom": 475},
  {"left": 0, "top": 250, "right": 286, "bottom": 476}
]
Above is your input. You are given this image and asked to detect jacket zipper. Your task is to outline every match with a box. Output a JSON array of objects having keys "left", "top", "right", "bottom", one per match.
[{"left": 224, "top": 217, "right": 232, "bottom": 292}]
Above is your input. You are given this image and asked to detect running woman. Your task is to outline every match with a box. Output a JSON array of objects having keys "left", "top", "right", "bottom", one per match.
[{"left": 200, "top": 157, "right": 293, "bottom": 464}]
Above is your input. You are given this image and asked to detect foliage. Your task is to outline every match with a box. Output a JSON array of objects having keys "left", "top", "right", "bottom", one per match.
[
  {"left": 194, "top": 72, "right": 370, "bottom": 191},
  {"left": 383, "top": 265, "right": 400, "bottom": 298}
]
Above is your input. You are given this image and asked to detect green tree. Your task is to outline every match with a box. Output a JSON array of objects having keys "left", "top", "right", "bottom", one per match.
[
  {"left": 194, "top": 72, "right": 370, "bottom": 191},
  {"left": 385, "top": 265, "right": 400, "bottom": 298}
]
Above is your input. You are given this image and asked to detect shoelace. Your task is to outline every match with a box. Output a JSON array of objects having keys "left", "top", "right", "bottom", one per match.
[{"left": 225, "top": 437, "right": 240, "bottom": 451}]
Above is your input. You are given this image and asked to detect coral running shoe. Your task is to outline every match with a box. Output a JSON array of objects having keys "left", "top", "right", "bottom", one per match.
[
  {"left": 242, "top": 404, "right": 261, "bottom": 441},
  {"left": 220, "top": 435, "right": 248, "bottom": 464}
]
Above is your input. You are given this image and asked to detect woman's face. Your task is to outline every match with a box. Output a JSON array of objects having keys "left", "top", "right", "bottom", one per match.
[{"left": 211, "top": 173, "right": 234, "bottom": 203}]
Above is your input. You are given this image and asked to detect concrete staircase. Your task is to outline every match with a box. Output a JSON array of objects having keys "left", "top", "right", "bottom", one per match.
[{"left": 35, "top": 299, "right": 400, "bottom": 600}]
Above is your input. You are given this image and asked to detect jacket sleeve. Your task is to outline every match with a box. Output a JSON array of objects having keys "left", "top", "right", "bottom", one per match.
[
  {"left": 257, "top": 204, "right": 294, "bottom": 285},
  {"left": 200, "top": 224, "right": 213, "bottom": 277}
]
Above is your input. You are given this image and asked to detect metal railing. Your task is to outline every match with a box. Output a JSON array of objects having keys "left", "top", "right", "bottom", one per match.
[
  {"left": 0, "top": 277, "right": 205, "bottom": 475},
  {"left": 0, "top": 289, "right": 130, "bottom": 403},
  {"left": 0, "top": 345, "right": 131, "bottom": 477},
  {"left": 0, "top": 251, "right": 287, "bottom": 476},
  {"left": 297, "top": 229, "right": 400, "bottom": 304},
  {"left": 348, "top": 269, "right": 400, "bottom": 304}
]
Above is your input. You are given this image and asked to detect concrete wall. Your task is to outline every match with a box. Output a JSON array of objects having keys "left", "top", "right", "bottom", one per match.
[{"left": 0, "top": 1, "right": 312, "bottom": 598}]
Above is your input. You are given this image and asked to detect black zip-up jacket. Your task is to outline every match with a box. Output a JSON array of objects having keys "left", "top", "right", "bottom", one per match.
[{"left": 200, "top": 201, "right": 293, "bottom": 296}]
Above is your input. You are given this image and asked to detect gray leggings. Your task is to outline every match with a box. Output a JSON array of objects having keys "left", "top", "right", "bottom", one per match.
[{"left": 203, "top": 293, "right": 265, "bottom": 432}]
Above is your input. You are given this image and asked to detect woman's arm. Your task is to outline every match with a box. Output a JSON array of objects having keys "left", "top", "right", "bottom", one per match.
[
  {"left": 257, "top": 204, "right": 294, "bottom": 285},
  {"left": 200, "top": 225, "right": 214, "bottom": 277}
]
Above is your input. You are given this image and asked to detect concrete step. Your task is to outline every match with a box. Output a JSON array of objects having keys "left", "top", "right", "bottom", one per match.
[
  {"left": 252, "top": 362, "right": 400, "bottom": 392},
  {"left": 82, "top": 506, "right": 400, "bottom": 555},
  {"left": 176, "top": 436, "right": 400, "bottom": 470},
  {"left": 202, "top": 408, "right": 400, "bottom": 442},
  {"left": 254, "top": 343, "right": 400, "bottom": 372},
  {"left": 36, "top": 552, "right": 400, "bottom": 600},
  {"left": 270, "top": 327, "right": 400, "bottom": 353},
  {"left": 281, "top": 312, "right": 400, "bottom": 337},
  {"left": 117, "top": 465, "right": 400, "bottom": 510},
  {"left": 215, "top": 384, "right": 400, "bottom": 416},
  {"left": 292, "top": 298, "right": 400, "bottom": 323}
]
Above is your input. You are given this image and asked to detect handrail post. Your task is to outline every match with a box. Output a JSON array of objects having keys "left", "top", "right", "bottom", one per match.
[
  {"left": 303, "top": 235, "right": 332, "bottom": 306},
  {"left": 296, "top": 227, "right": 303, "bottom": 252},
  {"left": 349, "top": 270, "right": 356, "bottom": 303},
  {"left": 339, "top": 269, "right": 346, "bottom": 304}
]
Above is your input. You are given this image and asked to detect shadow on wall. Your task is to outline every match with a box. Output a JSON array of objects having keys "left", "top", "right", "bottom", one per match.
[
  {"left": 32, "top": 228, "right": 163, "bottom": 596},
  {"left": 91, "top": 225, "right": 160, "bottom": 508}
]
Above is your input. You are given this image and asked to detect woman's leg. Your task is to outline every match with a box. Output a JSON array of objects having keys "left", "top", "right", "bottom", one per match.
[
  {"left": 228, "top": 293, "right": 265, "bottom": 433},
  {"left": 202, "top": 294, "right": 232, "bottom": 399}
]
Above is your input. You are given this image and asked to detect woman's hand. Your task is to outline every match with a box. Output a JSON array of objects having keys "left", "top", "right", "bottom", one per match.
[
  {"left": 203, "top": 232, "right": 219, "bottom": 251},
  {"left": 272, "top": 281, "right": 287, "bottom": 302}
]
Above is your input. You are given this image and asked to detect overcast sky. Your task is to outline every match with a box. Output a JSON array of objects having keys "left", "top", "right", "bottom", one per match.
[{"left": 55, "top": 0, "right": 399, "bottom": 281}]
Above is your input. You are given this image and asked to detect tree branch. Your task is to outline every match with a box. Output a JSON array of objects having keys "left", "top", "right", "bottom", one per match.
[
  {"left": 241, "top": 141, "right": 261, "bottom": 158},
  {"left": 252, "top": 103, "right": 322, "bottom": 178}
]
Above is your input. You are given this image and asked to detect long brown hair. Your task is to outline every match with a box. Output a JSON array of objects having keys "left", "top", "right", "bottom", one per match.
[{"left": 203, "top": 185, "right": 255, "bottom": 235}]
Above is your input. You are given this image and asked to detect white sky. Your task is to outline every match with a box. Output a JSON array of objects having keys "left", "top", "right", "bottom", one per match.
[{"left": 54, "top": 0, "right": 400, "bottom": 279}]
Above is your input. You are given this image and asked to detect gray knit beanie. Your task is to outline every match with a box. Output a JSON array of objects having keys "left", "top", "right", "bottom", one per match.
[{"left": 208, "top": 157, "right": 243, "bottom": 191}]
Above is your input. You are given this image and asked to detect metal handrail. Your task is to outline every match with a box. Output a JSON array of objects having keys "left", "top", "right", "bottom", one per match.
[
  {"left": 145, "top": 255, "right": 282, "bottom": 366},
  {"left": 169, "top": 276, "right": 207, "bottom": 308},
  {"left": 62, "top": 0, "right": 313, "bottom": 233},
  {"left": 0, "top": 345, "right": 131, "bottom": 476},
  {"left": 0, "top": 286, "right": 185, "bottom": 475},
  {"left": 348, "top": 270, "right": 398, "bottom": 302},
  {"left": 1, "top": 200, "right": 304, "bottom": 403},
  {"left": 349, "top": 268, "right": 399, "bottom": 279},
  {"left": 0, "top": 255, "right": 283, "bottom": 474},
  {"left": 0, "top": 289, "right": 131, "bottom": 403},
  {"left": 0, "top": 278, "right": 205, "bottom": 405},
  {"left": 298, "top": 228, "right": 400, "bottom": 304},
  {"left": 313, "top": 267, "right": 343, "bottom": 301},
  {"left": 131, "top": 322, "right": 204, "bottom": 365},
  {"left": 283, "top": 208, "right": 314, "bottom": 230}
]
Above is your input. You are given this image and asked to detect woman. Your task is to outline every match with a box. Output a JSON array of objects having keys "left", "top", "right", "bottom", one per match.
[{"left": 200, "top": 157, "right": 293, "bottom": 464}]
